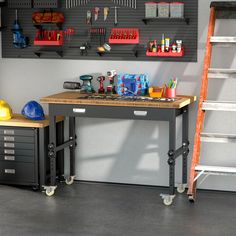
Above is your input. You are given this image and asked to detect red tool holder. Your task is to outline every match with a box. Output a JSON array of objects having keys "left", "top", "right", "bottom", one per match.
[
  {"left": 146, "top": 47, "right": 184, "bottom": 57},
  {"left": 34, "top": 30, "right": 64, "bottom": 46},
  {"left": 109, "top": 28, "right": 139, "bottom": 44}
]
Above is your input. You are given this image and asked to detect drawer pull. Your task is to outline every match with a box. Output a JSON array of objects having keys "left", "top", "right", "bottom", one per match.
[
  {"left": 4, "top": 136, "right": 15, "bottom": 142},
  {"left": 4, "top": 156, "right": 15, "bottom": 161},
  {"left": 4, "top": 149, "right": 15, "bottom": 155},
  {"left": 4, "top": 169, "right": 15, "bottom": 174},
  {"left": 4, "top": 143, "right": 15, "bottom": 148},
  {"left": 134, "top": 111, "right": 148, "bottom": 116},
  {"left": 4, "top": 130, "right": 14, "bottom": 135},
  {"left": 73, "top": 108, "right": 86, "bottom": 114}
]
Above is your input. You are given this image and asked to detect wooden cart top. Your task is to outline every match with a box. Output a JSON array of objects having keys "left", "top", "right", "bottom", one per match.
[
  {"left": 41, "top": 92, "right": 196, "bottom": 109},
  {"left": 0, "top": 114, "right": 64, "bottom": 128}
]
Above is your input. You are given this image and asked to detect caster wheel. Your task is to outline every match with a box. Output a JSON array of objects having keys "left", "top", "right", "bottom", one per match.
[
  {"left": 65, "top": 177, "right": 74, "bottom": 185},
  {"left": 163, "top": 197, "right": 173, "bottom": 206},
  {"left": 177, "top": 185, "right": 185, "bottom": 194},
  {"left": 45, "top": 189, "right": 55, "bottom": 197}
]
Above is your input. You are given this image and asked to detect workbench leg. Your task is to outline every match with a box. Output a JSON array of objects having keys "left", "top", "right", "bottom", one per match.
[
  {"left": 168, "top": 116, "right": 176, "bottom": 196},
  {"left": 182, "top": 106, "right": 189, "bottom": 185},
  {"left": 69, "top": 117, "right": 76, "bottom": 179},
  {"left": 39, "top": 127, "right": 46, "bottom": 190},
  {"left": 56, "top": 121, "right": 65, "bottom": 181}
]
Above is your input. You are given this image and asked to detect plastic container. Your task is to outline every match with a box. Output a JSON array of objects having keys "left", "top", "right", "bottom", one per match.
[
  {"left": 165, "top": 87, "right": 176, "bottom": 98},
  {"left": 34, "top": 30, "right": 64, "bottom": 46},
  {"left": 170, "top": 2, "right": 184, "bottom": 18},
  {"left": 109, "top": 28, "right": 139, "bottom": 44},
  {"left": 158, "top": 2, "right": 169, "bottom": 18},
  {"left": 145, "top": 2, "right": 158, "bottom": 18}
]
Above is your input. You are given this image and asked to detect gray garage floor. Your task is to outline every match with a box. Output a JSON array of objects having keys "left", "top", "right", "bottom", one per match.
[{"left": 0, "top": 181, "right": 235, "bottom": 236}]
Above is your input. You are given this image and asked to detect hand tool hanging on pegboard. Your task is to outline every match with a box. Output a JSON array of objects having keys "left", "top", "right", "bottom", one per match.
[
  {"left": 66, "top": 0, "right": 90, "bottom": 8},
  {"left": 111, "top": 0, "right": 136, "bottom": 9}
]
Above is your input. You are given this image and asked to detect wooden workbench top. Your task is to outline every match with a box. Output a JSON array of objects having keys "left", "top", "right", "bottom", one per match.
[
  {"left": 0, "top": 114, "right": 64, "bottom": 128},
  {"left": 41, "top": 92, "right": 196, "bottom": 109}
]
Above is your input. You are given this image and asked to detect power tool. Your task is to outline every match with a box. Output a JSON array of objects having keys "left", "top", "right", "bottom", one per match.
[
  {"left": 80, "top": 75, "right": 95, "bottom": 93},
  {"left": 107, "top": 70, "right": 117, "bottom": 94},
  {"left": 12, "top": 10, "right": 29, "bottom": 49},
  {"left": 97, "top": 76, "right": 106, "bottom": 94}
]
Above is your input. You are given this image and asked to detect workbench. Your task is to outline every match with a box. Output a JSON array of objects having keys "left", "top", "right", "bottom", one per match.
[{"left": 41, "top": 92, "right": 196, "bottom": 205}]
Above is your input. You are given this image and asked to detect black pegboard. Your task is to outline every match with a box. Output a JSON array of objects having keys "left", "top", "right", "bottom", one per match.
[
  {"left": 2, "top": 0, "right": 198, "bottom": 62},
  {"left": 7, "top": 0, "right": 32, "bottom": 8},
  {"left": 33, "top": 0, "right": 60, "bottom": 9}
]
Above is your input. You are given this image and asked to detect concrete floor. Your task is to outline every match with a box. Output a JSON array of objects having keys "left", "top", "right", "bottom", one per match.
[{"left": 0, "top": 182, "right": 236, "bottom": 236}]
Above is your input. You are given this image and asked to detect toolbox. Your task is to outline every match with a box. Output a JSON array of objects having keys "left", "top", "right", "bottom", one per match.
[
  {"left": 170, "top": 2, "right": 184, "bottom": 18},
  {"left": 0, "top": 114, "right": 64, "bottom": 190}
]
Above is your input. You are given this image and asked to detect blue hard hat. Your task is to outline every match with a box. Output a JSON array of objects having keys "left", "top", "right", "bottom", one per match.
[{"left": 21, "top": 101, "right": 45, "bottom": 120}]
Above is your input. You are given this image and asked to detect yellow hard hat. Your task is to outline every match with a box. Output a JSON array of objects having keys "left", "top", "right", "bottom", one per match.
[{"left": 0, "top": 100, "right": 13, "bottom": 121}]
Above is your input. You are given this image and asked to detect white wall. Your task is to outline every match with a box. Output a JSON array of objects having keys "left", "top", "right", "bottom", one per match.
[{"left": 1, "top": 0, "right": 236, "bottom": 191}]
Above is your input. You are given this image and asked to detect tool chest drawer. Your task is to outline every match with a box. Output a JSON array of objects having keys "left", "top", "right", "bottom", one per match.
[
  {"left": 0, "top": 148, "right": 34, "bottom": 156},
  {"left": 0, "top": 155, "right": 35, "bottom": 163},
  {"left": 0, "top": 142, "right": 34, "bottom": 150},
  {"left": 0, "top": 128, "right": 35, "bottom": 137},
  {"left": 0, "top": 136, "right": 34, "bottom": 143},
  {"left": 0, "top": 161, "right": 35, "bottom": 183}
]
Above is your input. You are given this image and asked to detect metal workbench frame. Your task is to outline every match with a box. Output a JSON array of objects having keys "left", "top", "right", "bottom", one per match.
[{"left": 45, "top": 103, "right": 189, "bottom": 204}]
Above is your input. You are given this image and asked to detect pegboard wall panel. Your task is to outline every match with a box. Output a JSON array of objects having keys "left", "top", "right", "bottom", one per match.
[{"left": 2, "top": 0, "right": 198, "bottom": 62}]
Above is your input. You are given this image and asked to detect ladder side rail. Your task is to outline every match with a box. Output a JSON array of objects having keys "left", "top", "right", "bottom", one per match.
[{"left": 187, "top": 7, "right": 216, "bottom": 198}]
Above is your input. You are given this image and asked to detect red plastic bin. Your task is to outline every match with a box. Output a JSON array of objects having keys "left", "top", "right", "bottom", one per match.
[
  {"left": 109, "top": 28, "right": 139, "bottom": 44},
  {"left": 146, "top": 47, "right": 184, "bottom": 57},
  {"left": 34, "top": 30, "right": 64, "bottom": 46}
]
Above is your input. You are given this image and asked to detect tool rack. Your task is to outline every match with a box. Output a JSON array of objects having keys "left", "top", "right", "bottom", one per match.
[{"left": 2, "top": 0, "right": 198, "bottom": 62}]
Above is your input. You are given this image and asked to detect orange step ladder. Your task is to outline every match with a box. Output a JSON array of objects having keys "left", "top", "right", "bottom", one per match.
[{"left": 188, "top": 1, "right": 236, "bottom": 202}]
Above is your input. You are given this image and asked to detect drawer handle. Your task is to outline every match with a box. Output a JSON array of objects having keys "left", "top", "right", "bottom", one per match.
[
  {"left": 134, "top": 111, "right": 148, "bottom": 116},
  {"left": 4, "top": 143, "right": 15, "bottom": 148},
  {"left": 4, "top": 130, "right": 14, "bottom": 135},
  {"left": 4, "top": 149, "right": 15, "bottom": 155},
  {"left": 4, "top": 156, "right": 15, "bottom": 161},
  {"left": 73, "top": 108, "right": 86, "bottom": 114},
  {"left": 4, "top": 169, "right": 15, "bottom": 174},
  {"left": 4, "top": 136, "right": 15, "bottom": 142}
]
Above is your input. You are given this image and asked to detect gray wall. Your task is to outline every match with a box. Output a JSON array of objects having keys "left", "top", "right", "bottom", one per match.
[{"left": 1, "top": 0, "right": 236, "bottom": 191}]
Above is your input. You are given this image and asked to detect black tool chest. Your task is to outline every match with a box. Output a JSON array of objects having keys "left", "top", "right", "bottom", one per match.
[{"left": 0, "top": 114, "right": 64, "bottom": 190}]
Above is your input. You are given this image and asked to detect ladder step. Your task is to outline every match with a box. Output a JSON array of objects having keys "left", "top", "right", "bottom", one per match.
[
  {"left": 200, "top": 132, "right": 236, "bottom": 143},
  {"left": 208, "top": 68, "right": 236, "bottom": 79},
  {"left": 195, "top": 165, "right": 236, "bottom": 175},
  {"left": 202, "top": 101, "right": 236, "bottom": 111},
  {"left": 211, "top": 36, "right": 236, "bottom": 46}
]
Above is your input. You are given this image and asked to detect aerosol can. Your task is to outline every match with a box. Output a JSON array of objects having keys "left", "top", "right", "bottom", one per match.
[{"left": 12, "top": 10, "right": 29, "bottom": 49}]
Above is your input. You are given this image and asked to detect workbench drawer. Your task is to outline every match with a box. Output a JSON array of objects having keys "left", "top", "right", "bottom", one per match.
[
  {"left": 0, "top": 128, "right": 35, "bottom": 137},
  {"left": 0, "top": 155, "right": 35, "bottom": 163},
  {"left": 0, "top": 162, "right": 35, "bottom": 183},
  {"left": 0, "top": 136, "right": 34, "bottom": 143},
  {"left": 0, "top": 142, "right": 34, "bottom": 150},
  {"left": 0, "top": 148, "right": 34, "bottom": 156}
]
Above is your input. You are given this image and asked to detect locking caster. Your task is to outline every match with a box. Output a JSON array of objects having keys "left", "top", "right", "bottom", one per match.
[
  {"left": 43, "top": 186, "right": 57, "bottom": 197},
  {"left": 160, "top": 194, "right": 175, "bottom": 206},
  {"left": 65, "top": 175, "right": 76, "bottom": 185},
  {"left": 177, "top": 184, "right": 187, "bottom": 194}
]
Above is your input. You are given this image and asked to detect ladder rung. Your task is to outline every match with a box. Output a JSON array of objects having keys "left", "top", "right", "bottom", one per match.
[
  {"left": 195, "top": 165, "right": 236, "bottom": 175},
  {"left": 208, "top": 68, "right": 236, "bottom": 79},
  {"left": 202, "top": 101, "right": 236, "bottom": 111},
  {"left": 201, "top": 132, "right": 236, "bottom": 143},
  {"left": 211, "top": 36, "right": 236, "bottom": 46}
]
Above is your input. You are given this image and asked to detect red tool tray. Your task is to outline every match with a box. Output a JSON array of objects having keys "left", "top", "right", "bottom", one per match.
[
  {"left": 146, "top": 47, "right": 184, "bottom": 57},
  {"left": 34, "top": 30, "right": 64, "bottom": 46},
  {"left": 109, "top": 28, "right": 139, "bottom": 44}
]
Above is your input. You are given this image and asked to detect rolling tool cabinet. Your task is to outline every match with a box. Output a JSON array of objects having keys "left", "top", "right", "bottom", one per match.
[{"left": 0, "top": 114, "right": 64, "bottom": 190}]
